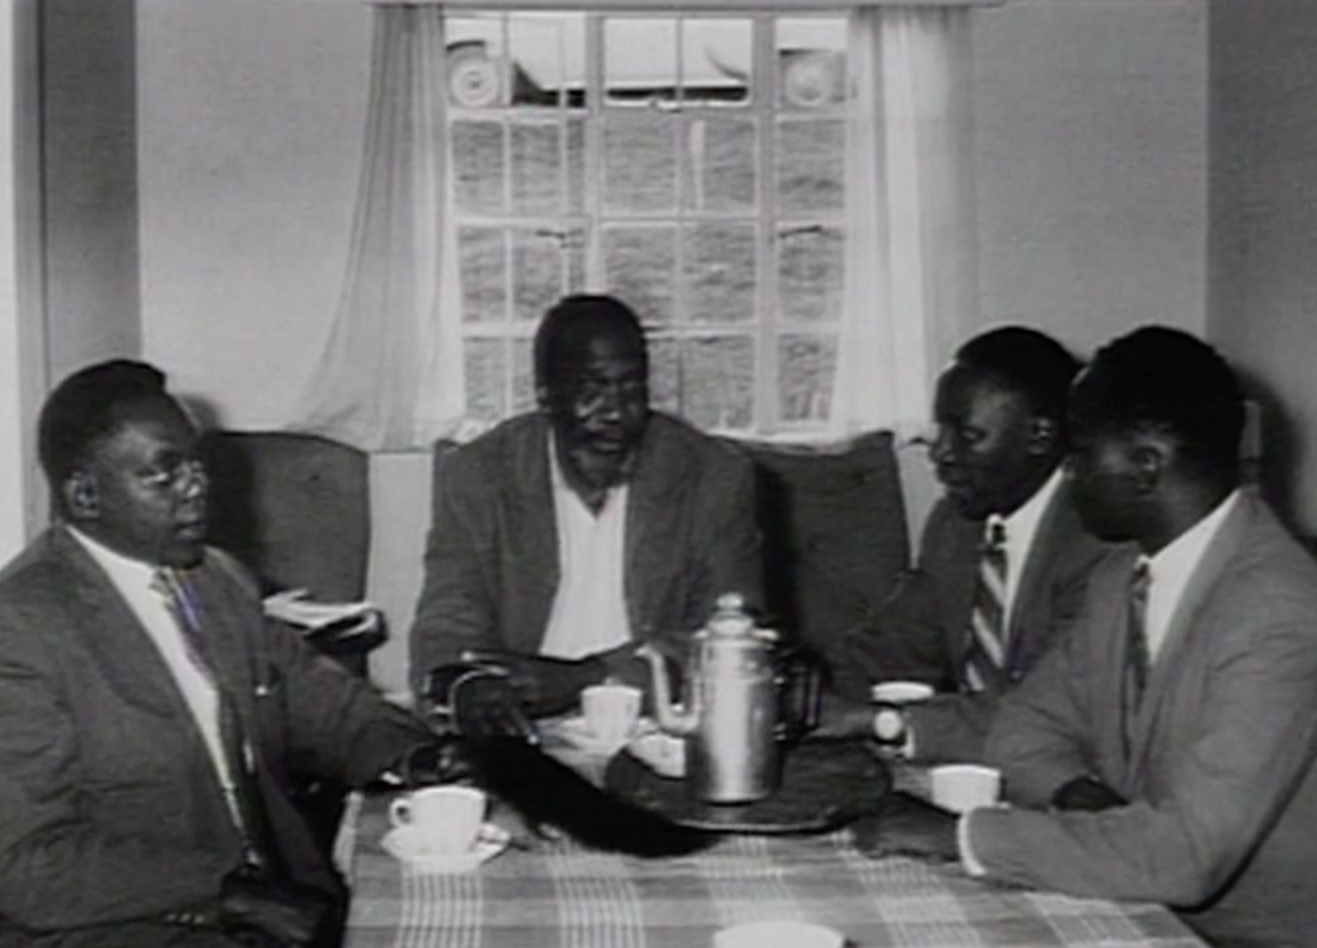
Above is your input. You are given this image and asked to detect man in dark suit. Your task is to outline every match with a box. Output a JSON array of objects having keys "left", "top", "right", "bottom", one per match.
[
  {"left": 0, "top": 360, "right": 454, "bottom": 947},
  {"left": 858, "top": 327, "right": 1317, "bottom": 948},
  {"left": 410, "top": 295, "right": 762, "bottom": 733},
  {"left": 823, "top": 326, "right": 1105, "bottom": 762}
]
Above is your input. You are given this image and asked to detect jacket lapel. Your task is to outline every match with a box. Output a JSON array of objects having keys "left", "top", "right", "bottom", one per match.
[
  {"left": 1125, "top": 493, "right": 1251, "bottom": 771},
  {"left": 1006, "top": 486, "right": 1076, "bottom": 667},
  {"left": 623, "top": 421, "right": 683, "bottom": 638},
  {"left": 514, "top": 420, "right": 562, "bottom": 652},
  {"left": 50, "top": 530, "right": 186, "bottom": 717}
]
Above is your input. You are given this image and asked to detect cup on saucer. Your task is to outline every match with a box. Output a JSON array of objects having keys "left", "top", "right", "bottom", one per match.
[
  {"left": 581, "top": 682, "right": 643, "bottom": 748},
  {"left": 388, "top": 785, "right": 487, "bottom": 855},
  {"left": 869, "top": 680, "right": 935, "bottom": 705},
  {"left": 928, "top": 763, "right": 1001, "bottom": 813}
]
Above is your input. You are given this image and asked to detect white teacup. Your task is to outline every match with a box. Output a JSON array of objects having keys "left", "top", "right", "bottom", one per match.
[
  {"left": 870, "top": 680, "right": 935, "bottom": 705},
  {"left": 929, "top": 764, "right": 1002, "bottom": 814},
  {"left": 713, "top": 919, "right": 844, "bottom": 948},
  {"left": 388, "top": 785, "right": 487, "bottom": 854},
  {"left": 581, "top": 683, "right": 643, "bottom": 746}
]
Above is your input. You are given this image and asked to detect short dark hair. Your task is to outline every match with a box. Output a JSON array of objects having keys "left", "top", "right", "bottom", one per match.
[
  {"left": 533, "top": 295, "right": 648, "bottom": 391},
  {"left": 1071, "top": 325, "right": 1244, "bottom": 477},
  {"left": 954, "top": 325, "right": 1082, "bottom": 427},
  {"left": 38, "top": 359, "right": 170, "bottom": 487}
]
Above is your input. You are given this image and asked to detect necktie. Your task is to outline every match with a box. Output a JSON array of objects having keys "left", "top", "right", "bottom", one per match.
[
  {"left": 1125, "top": 558, "right": 1153, "bottom": 706},
  {"left": 153, "top": 567, "right": 278, "bottom": 874},
  {"left": 962, "top": 517, "right": 1008, "bottom": 693}
]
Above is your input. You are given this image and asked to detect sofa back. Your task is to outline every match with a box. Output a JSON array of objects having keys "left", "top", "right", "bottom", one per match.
[{"left": 726, "top": 431, "right": 910, "bottom": 655}]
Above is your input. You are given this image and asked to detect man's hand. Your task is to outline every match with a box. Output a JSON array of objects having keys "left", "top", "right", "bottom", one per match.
[
  {"left": 396, "top": 739, "right": 475, "bottom": 788},
  {"left": 460, "top": 649, "right": 606, "bottom": 718},
  {"left": 424, "top": 664, "right": 538, "bottom": 742},
  {"left": 1051, "top": 775, "right": 1127, "bottom": 812},
  {"left": 216, "top": 867, "right": 338, "bottom": 947},
  {"left": 851, "top": 791, "right": 960, "bottom": 861}
]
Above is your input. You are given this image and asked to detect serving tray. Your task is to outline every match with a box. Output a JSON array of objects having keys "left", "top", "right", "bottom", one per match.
[{"left": 603, "top": 738, "right": 891, "bottom": 834}]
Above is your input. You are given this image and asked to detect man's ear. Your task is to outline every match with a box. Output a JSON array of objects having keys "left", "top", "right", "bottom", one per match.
[
  {"left": 62, "top": 471, "right": 99, "bottom": 520},
  {"left": 1027, "top": 416, "right": 1058, "bottom": 456},
  {"left": 535, "top": 384, "right": 551, "bottom": 413}
]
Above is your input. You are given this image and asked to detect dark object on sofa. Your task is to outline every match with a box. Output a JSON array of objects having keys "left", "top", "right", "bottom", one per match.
[
  {"left": 198, "top": 429, "right": 381, "bottom": 860},
  {"left": 726, "top": 431, "right": 910, "bottom": 659}
]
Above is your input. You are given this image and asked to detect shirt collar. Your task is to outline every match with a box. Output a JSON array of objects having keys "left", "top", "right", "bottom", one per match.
[
  {"left": 991, "top": 465, "right": 1065, "bottom": 553},
  {"left": 1144, "top": 489, "right": 1241, "bottom": 591},
  {"left": 66, "top": 525, "right": 160, "bottom": 593}
]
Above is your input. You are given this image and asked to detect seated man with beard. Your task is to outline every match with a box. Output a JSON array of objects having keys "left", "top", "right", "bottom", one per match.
[{"left": 410, "top": 294, "right": 763, "bottom": 736}]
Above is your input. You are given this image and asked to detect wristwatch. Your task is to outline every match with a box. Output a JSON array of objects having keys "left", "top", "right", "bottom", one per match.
[{"left": 871, "top": 701, "right": 909, "bottom": 750}]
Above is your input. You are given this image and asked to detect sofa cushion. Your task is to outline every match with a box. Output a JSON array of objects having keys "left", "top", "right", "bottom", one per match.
[
  {"left": 724, "top": 431, "right": 910, "bottom": 656},
  {"left": 199, "top": 430, "right": 371, "bottom": 603}
]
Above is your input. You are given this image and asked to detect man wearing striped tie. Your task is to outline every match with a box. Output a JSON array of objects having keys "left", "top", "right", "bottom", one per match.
[
  {"left": 856, "top": 327, "right": 1317, "bottom": 948},
  {"left": 825, "top": 326, "right": 1106, "bottom": 762}
]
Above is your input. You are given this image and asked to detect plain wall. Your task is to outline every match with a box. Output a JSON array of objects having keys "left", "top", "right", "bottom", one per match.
[
  {"left": 1208, "top": 0, "right": 1317, "bottom": 534},
  {"left": 131, "top": 0, "right": 1214, "bottom": 695}
]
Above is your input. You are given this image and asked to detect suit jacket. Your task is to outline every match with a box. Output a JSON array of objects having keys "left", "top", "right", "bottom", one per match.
[
  {"left": 0, "top": 528, "right": 432, "bottom": 944},
  {"left": 409, "top": 411, "right": 763, "bottom": 696},
  {"left": 971, "top": 490, "right": 1317, "bottom": 948},
  {"left": 834, "top": 480, "right": 1106, "bottom": 761}
]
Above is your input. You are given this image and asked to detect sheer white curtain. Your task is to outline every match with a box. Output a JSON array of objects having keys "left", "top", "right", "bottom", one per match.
[
  {"left": 829, "top": 6, "right": 977, "bottom": 440},
  {"left": 293, "top": 5, "right": 464, "bottom": 452}
]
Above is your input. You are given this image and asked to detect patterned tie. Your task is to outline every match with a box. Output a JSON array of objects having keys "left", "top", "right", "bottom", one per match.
[
  {"left": 1125, "top": 558, "right": 1153, "bottom": 707},
  {"left": 962, "top": 517, "right": 1008, "bottom": 693},
  {"left": 153, "top": 567, "right": 277, "bottom": 873}
]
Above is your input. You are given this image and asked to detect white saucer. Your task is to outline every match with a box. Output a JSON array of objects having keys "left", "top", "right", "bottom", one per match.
[
  {"left": 626, "top": 731, "right": 686, "bottom": 778},
  {"left": 550, "top": 715, "right": 656, "bottom": 756},
  {"left": 381, "top": 822, "right": 510, "bottom": 874}
]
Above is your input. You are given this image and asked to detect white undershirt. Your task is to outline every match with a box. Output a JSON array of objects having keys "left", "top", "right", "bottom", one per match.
[
  {"left": 68, "top": 527, "right": 242, "bottom": 828},
  {"left": 539, "top": 438, "right": 634, "bottom": 659}
]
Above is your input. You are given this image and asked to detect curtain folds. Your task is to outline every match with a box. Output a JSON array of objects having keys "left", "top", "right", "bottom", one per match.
[
  {"left": 292, "top": 5, "right": 464, "bottom": 452},
  {"left": 829, "top": 6, "right": 977, "bottom": 440}
]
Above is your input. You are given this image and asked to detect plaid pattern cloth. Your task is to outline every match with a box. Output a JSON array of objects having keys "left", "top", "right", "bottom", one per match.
[{"left": 339, "top": 791, "right": 1207, "bottom": 948}]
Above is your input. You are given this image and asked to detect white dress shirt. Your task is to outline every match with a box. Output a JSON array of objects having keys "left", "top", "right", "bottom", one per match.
[
  {"left": 68, "top": 527, "right": 242, "bottom": 828},
  {"left": 539, "top": 438, "right": 634, "bottom": 660}
]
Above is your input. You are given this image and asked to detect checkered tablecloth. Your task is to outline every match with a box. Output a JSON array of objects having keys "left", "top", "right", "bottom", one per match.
[{"left": 338, "top": 790, "right": 1207, "bottom": 948}]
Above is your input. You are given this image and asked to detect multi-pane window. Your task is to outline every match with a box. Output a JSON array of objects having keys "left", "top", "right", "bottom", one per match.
[{"left": 448, "top": 12, "right": 847, "bottom": 435}]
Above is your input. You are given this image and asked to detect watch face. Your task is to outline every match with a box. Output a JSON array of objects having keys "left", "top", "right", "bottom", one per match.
[{"left": 873, "top": 706, "right": 905, "bottom": 743}]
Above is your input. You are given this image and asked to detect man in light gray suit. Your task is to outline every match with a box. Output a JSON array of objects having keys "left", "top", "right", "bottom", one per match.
[{"left": 856, "top": 326, "right": 1317, "bottom": 948}]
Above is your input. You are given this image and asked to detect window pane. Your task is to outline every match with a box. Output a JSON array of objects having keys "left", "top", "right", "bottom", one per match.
[
  {"left": 648, "top": 336, "right": 681, "bottom": 416},
  {"left": 603, "top": 226, "right": 676, "bottom": 324},
  {"left": 508, "top": 14, "right": 584, "bottom": 108},
  {"left": 682, "top": 18, "right": 750, "bottom": 106},
  {"left": 453, "top": 120, "right": 505, "bottom": 213},
  {"left": 604, "top": 114, "right": 677, "bottom": 213},
  {"left": 776, "top": 19, "right": 846, "bottom": 111},
  {"left": 511, "top": 121, "right": 564, "bottom": 216},
  {"left": 777, "top": 225, "right": 843, "bottom": 323},
  {"left": 681, "top": 335, "right": 755, "bottom": 431},
  {"left": 685, "top": 223, "right": 755, "bottom": 324},
  {"left": 511, "top": 228, "right": 583, "bottom": 323},
  {"left": 566, "top": 118, "right": 586, "bottom": 214},
  {"left": 465, "top": 338, "right": 508, "bottom": 421},
  {"left": 459, "top": 227, "right": 506, "bottom": 323},
  {"left": 605, "top": 18, "right": 677, "bottom": 106},
  {"left": 683, "top": 117, "right": 756, "bottom": 213},
  {"left": 448, "top": 19, "right": 507, "bottom": 109},
  {"left": 512, "top": 338, "right": 536, "bottom": 414},
  {"left": 779, "top": 332, "right": 836, "bottom": 424},
  {"left": 776, "top": 119, "right": 844, "bottom": 213}
]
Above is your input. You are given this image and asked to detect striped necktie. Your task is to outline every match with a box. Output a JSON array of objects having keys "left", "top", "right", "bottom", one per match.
[
  {"left": 152, "top": 567, "right": 277, "bottom": 873},
  {"left": 962, "top": 517, "right": 1008, "bottom": 693}
]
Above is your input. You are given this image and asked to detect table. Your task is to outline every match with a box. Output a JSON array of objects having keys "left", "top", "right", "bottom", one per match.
[{"left": 337, "top": 788, "right": 1208, "bottom": 948}]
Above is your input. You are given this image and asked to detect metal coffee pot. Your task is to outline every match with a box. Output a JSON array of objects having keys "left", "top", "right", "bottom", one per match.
[{"left": 637, "top": 593, "right": 781, "bottom": 804}]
